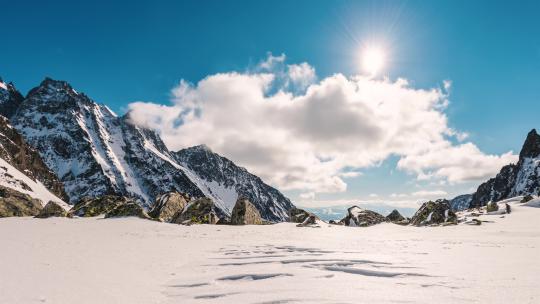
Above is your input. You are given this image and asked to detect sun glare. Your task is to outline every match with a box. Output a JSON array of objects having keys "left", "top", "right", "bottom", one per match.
[{"left": 362, "top": 46, "right": 386, "bottom": 76}]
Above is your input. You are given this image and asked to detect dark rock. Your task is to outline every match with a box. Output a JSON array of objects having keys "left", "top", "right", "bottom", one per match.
[
  {"left": 287, "top": 207, "right": 319, "bottom": 224},
  {"left": 505, "top": 203, "right": 512, "bottom": 214},
  {"left": 521, "top": 195, "right": 534, "bottom": 203},
  {"left": 341, "top": 206, "right": 387, "bottom": 227},
  {"left": 69, "top": 195, "right": 132, "bottom": 217},
  {"left": 105, "top": 202, "right": 151, "bottom": 219},
  {"left": 148, "top": 192, "right": 189, "bottom": 222},
  {"left": 230, "top": 197, "right": 263, "bottom": 225},
  {"left": 410, "top": 199, "right": 457, "bottom": 226},
  {"left": 296, "top": 215, "right": 319, "bottom": 227},
  {"left": 0, "top": 185, "right": 43, "bottom": 217},
  {"left": 486, "top": 201, "right": 499, "bottom": 212},
  {"left": 386, "top": 209, "right": 405, "bottom": 222},
  {"left": 464, "top": 219, "right": 482, "bottom": 226},
  {"left": 35, "top": 201, "right": 67, "bottom": 218},
  {"left": 519, "top": 129, "right": 540, "bottom": 160},
  {"left": 172, "top": 197, "right": 219, "bottom": 224}
]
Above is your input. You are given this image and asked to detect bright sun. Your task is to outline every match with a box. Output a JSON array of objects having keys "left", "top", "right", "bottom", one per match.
[{"left": 362, "top": 46, "right": 386, "bottom": 76}]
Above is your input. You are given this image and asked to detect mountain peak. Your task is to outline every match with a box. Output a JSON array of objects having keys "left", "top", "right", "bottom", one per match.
[
  {"left": 519, "top": 128, "right": 540, "bottom": 160},
  {"left": 39, "top": 77, "right": 73, "bottom": 91}
]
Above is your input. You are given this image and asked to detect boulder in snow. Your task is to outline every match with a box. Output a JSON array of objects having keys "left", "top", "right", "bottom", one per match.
[
  {"left": 486, "top": 201, "right": 499, "bottom": 212},
  {"left": 230, "top": 197, "right": 263, "bottom": 225},
  {"left": 287, "top": 207, "right": 317, "bottom": 223},
  {"left": 340, "top": 206, "right": 387, "bottom": 227},
  {"left": 410, "top": 199, "right": 457, "bottom": 226},
  {"left": 105, "top": 202, "right": 151, "bottom": 219},
  {"left": 0, "top": 185, "right": 42, "bottom": 217},
  {"left": 173, "top": 197, "right": 219, "bottom": 225},
  {"left": 35, "top": 201, "right": 67, "bottom": 218},
  {"left": 69, "top": 195, "right": 132, "bottom": 217},
  {"left": 148, "top": 192, "right": 189, "bottom": 222},
  {"left": 521, "top": 195, "right": 534, "bottom": 203}
]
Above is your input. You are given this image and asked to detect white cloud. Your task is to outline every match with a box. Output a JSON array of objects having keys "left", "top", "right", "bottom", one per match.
[
  {"left": 411, "top": 190, "right": 448, "bottom": 197},
  {"left": 127, "top": 54, "right": 517, "bottom": 195},
  {"left": 299, "top": 192, "right": 316, "bottom": 200}
]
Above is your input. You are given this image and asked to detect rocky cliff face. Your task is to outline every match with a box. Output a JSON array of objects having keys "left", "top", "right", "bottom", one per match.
[
  {"left": 0, "top": 78, "right": 24, "bottom": 118},
  {"left": 174, "top": 145, "right": 294, "bottom": 222},
  {"left": 469, "top": 129, "right": 540, "bottom": 208},
  {"left": 2, "top": 77, "right": 293, "bottom": 221}
]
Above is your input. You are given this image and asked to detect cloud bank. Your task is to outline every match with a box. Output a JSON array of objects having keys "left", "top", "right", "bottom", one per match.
[{"left": 127, "top": 54, "right": 517, "bottom": 195}]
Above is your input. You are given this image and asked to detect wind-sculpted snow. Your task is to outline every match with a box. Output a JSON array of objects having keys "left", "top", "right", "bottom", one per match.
[
  {"left": 8, "top": 78, "right": 293, "bottom": 220},
  {"left": 1, "top": 200, "right": 539, "bottom": 303}
]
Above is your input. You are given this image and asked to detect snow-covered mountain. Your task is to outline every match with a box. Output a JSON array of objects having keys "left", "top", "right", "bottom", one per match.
[
  {"left": 4, "top": 77, "right": 293, "bottom": 220},
  {"left": 469, "top": 129, "right": 540, "bottom": 208},
  {"left": 0, "top": 78, "right": 24, "bottom": 118},
  {"left": 0, "top": 113, "right": 67, "bottom": 208},
  {"left": 449, "top": 194, "right": 472, "bottom": 211},
  {"left": 174, "top": 145, "right": 294, "bottom": 222}
]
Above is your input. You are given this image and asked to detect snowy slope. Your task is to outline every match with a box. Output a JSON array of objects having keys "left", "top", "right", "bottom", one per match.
[
  {"left": 1, "top": 197, "right": 539, "bottom": 304},
  {"left": 469, "top": 129, "right": 540, "bottom": 208},
  {"left": 0, "top": 158, "right": 68, "bottom": 208}
]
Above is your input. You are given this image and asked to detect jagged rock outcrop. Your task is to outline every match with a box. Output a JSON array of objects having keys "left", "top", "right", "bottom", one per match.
[
  {"left": 0, "top": 185, "right": 43, "bottom": 217},
  {"left": 0, "top": 78, "right": 24, "bottom": 118},
  {"left": 69, "top": 195, "right": 132, "bottom": 217},
  {"left": 386, "top": 209, "right": 405, "bottom": 222},
  {"left": 296, "top": 214, "right": 319, "bottom": 227},
  {"left": 521, "top": 195, "right": 534, "bottom": 203},
  {"left": 174, "top": 145, "right": 294, "bottom": 222},
  {"left": 386, "top": 209, "right": 409, "bottom": 225},
  {"left": 230, "top": 197, "right": 263, "bottom": 225},
  {"left": 148, "top": 192, "right": 189, "bottom": 222},
  {"left": 340, "top": 206, "right": 387, "bottom": 227},
  {"left": 287, "top": 207, "right": 316, "bottom": 223},
  {"left": 410, "top": 199, "right": 457, "bottom": 226},
  {"left": 469, "top": 129, "right": 540, "bottom": 208},
  {"left": 173, "top": 197, "right": 219, "bottom": 224},
  {"left": 105, "top": 202, "right": 151, "bottom": 219},
  {"left": 35, "top": 201, "right": 68, "bottom": 218}
]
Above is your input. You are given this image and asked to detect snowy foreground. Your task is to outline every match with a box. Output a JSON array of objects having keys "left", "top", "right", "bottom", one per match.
[{"left": 1, "top": 200, "right": 540, "bottom": 304}]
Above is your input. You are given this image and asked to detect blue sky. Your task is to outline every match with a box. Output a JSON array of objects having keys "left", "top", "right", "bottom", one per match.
[{"left": 1, "top": 0, "right": 539, "bottom": 211}]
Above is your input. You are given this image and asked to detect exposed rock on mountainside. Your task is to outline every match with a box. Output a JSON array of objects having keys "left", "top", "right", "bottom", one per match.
[
  {"left": 410, "top": 199, "right": 457, "bottom": 226},
  {"left": 148, "top": 192, "right": 189, "bottom": 222},
  {"left": 0, "top": 185, "right": 43, "bottom": 217},
  {"left": 174, "top": 145, "right": 294, "bottom": 222},
  {"left": 3, "top": 77, "right": 293, "bottom": 221},
  {"left": 450, "top": 194, "right": 472, "bottom": 211},
  {"left": 340, "top": 206, "right": 387, "bottom": 227},
  {"left": 486, "top": 201, "right": 499, "bottom": 212},
  {"left": 173, "top": 197, "right": 219, "bottom": 224},
  {"left": 469, "top": 129, "right": 540, "bottom": 208},
  {"left": 35, "top": 201, "right": 68, "bottom": 218},
  {"left": 230, "top": 197, "right": 263, "bottom": 225},
  {"left": 105, "top": 202, "right": 151, "bottom": 219},
  {"left": 0, "top": 78, "right": 24, "bottom": 118},
  {"left": 69, "top": 195, "right": 132, "bottom": 217},
  {"left": 0, "top": 115, "right": 67, "bottom": 201}
]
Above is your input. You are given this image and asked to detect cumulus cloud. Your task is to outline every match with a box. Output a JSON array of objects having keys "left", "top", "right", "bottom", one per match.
[{"left": 127, "top": 54, "right": 517, "bottom": 194}]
